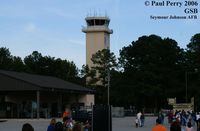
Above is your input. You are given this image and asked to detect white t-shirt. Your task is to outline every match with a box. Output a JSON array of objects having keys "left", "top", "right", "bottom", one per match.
[{"left": 137, "top": 112, "right": 142, "bottom": 119}]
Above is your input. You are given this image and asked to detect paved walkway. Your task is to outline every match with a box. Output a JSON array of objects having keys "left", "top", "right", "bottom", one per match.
[
  {"left": 113, "top": 116, "right": 170, "bottom": 131},
  {"left": 0, "top": 116, "right": 196, "bottom": 131}
]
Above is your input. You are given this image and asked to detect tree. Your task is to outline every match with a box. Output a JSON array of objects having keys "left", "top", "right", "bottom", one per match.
[
  {"left": 52, "top": 58, "right": 78, "bottom": 81},
  {"left": 0, "top": 47, "right": 80, "bottom": 84},
  {"left": 80, "top": 65, "right": 98, "bottom": 86},
  {"left": 11, "top": 56, "right": 25, "bottom": 71},
  {"left": 87, "top": 49, "right": 117, "bottom": 104},
  {"left": 186, "top": 33, "right": 200, "bottom": 70},
  {"left": 24, "top": 51, "right": 79, "bottom": 82},
  {"left": 186, "top": 33, "right": 200, "bottom": 110},
  {"left": 24, "top": 51, "right": 43, "bottom": 73},
  {"left": 90, "top": 49, "right": 117, "bottom": 86},
  {"left": 0, "top": 47, "right": 13, "bottom": 70},
  {"left": 0, "top": 47, "right": 25, "bottom": 71},
  {"left": 119, "top": 35, "right": 185, "bottom": 109}
]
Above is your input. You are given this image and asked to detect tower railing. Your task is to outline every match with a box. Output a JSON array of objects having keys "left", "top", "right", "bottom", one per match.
[{"left": 82, "top": 26, "right": 113, "bottom": 33}]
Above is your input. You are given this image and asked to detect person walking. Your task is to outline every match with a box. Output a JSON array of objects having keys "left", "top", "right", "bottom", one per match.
[
  {"left": 135, "top": 117, "right": 139, "bottom": 128},
  {"left": 140, "top": 112, "right": 145, "bottom": 127},
  {"left": 158, "top": 110, "right": 165, "bottom": 124},
  {"left": 152, "top": 118, "right": 167, "bottom": 131},
  {"left": 136, "top": 111, "right": 142, "bottom": 127}
]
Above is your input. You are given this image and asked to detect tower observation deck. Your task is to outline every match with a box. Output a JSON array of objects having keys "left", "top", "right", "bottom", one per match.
[
  {"left": 82, "top": 16, "right": 113, "bottom": 34},
  {"left": 82, "top": 16, "right": 113, "bottom": 69}
]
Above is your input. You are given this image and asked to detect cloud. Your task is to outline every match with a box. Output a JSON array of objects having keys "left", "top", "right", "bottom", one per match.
[{"left": 24, "top": 23, "right": 37, "bottom": 33}]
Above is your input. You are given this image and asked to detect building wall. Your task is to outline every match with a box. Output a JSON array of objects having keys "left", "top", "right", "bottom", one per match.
[
  {"left": 1, "top": 92, "right": 92, "bottom": 118},
  {"left": 0, "top": 73, "right": 94, "bottom": 118},
  {"left": 5, "top": 92, "right": 35, "bottom": 104},
  {"left": 78, "top": 94, "right": 94, "bottom": 106},
  {"left": 2, "top": 92, "right": 62, "bottom": 118},
  {"left": 86, "top": 32, "right": 110, "bottom": 68}
]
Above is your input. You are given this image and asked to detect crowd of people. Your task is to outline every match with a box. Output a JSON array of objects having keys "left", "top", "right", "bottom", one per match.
[
  {"left": 167, "top": 110, "right": 200, "bottom": 131},
  {"left": 152, "top": 110, "right": 200, "bottom": 131},
  {"left": 168, "top": 110, "right": 200, "bottom": 127},
  {"left": 151, "top": 117, "right": 200, "bottom": 131},
  {"left": 134, "top": 109, "right": 200, "bottom": 131},
  {"left": 21, "top": 109, "right": 200, "bottom": 131},
  {"left": 21, "top": 110, "right": 91, "bottom": 131},
  {"left": 21, "top": 118, "right": 90, "bottom": 131},
  {"left": 46, "top": 111, "right": 91, "bottom": 131}
]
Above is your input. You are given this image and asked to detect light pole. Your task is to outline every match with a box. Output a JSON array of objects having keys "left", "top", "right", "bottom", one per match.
[
  {"left": 106, "top": 68, "right": 111, "bottom": 131},
  {"left": 107, "top": 70, "right": 110, "bottom": 106}
]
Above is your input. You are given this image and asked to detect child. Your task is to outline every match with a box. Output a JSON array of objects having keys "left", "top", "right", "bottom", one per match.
[{"left": 135, "top": 117, "right": 139, "bottom": 128}]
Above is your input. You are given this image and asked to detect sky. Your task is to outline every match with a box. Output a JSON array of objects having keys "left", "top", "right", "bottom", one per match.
[{"left": 0, "top": 0, "right": 200, "bottom": 68}]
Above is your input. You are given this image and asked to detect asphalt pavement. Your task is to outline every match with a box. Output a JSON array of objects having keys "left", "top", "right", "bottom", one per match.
[{"left": 0, "top": 116, "right": 196, "bottom": 131}]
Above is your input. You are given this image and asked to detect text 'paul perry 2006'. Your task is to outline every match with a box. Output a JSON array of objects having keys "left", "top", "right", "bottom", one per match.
[{"left": 150, "top": 1, "right": 198, "bottom": 7}]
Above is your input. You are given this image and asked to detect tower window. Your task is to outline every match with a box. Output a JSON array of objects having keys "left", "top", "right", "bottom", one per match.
[
  {"left": 95, "top": 19, "right": 105, "bottom": 25},
  {"left": 87, "top": 20, "right": 94, "bottom": 26},
  {"left": 86, "top": 19, "right": 110, "bottom": 26}
]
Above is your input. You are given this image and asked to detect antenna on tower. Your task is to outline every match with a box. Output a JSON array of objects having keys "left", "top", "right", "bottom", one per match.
[
  {"left": 88, "top": 9, "right": 92, "bottom": 17},
  {"left": 94, "top": 9, "right": 97, "bottom": 17},
  {"left": 98, "top": 8, "right": 101, "bottom": 16},
  {"left": 105, "top": 10, "right": 108, "bottom": 17}
]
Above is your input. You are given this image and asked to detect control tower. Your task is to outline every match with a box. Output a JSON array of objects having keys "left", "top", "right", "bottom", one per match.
[{"left": 82, "top": 16, "right": 113, "bottom": 68}]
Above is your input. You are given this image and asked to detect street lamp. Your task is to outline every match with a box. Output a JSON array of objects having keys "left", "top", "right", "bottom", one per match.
[
  {"left": 107, "top": 70, "right": 110, "bottom": 106},
  {"left": 106, "top": 68, "right": 111, "bottom": 131}
]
